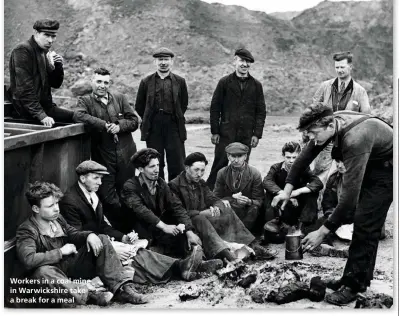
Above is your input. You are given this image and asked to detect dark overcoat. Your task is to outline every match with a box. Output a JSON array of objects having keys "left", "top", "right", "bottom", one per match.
[
  {"left": 9, "top": 36, "right": 64, "bottom": 120},
  {"left": 210, "top": 72, "right": 266, "bottom": 143}
]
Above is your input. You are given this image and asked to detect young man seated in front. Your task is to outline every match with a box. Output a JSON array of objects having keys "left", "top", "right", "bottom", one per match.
[
  {"left": 16, "top": 181, "right": 148, "bottom": 307},
  {"left": 263, "top": 141, "right": 323, "bottom": 241}
]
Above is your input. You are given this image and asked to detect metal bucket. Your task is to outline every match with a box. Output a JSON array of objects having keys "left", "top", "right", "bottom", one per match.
[{"left": 285, "top": 234, "right": 303, "bottom": 260}]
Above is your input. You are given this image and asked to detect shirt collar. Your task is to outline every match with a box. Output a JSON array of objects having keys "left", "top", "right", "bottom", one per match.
[
  {"left": 31, "top": 216, "right": 66, "bottom": 238},
  {"left": 92, "top": 92, "right": 109, "bottom": 103},
  {"left": 78, "top": 181, "right": 95, "bottom": 198},
  {"left": 234, "top": 71, "right": 249, "bottom": 80},
  {"left": 138, "top": 173, "right": 159, "bottom": 192},
  {"left": 156, "top": 71, "right": 171, "bottom": 79},
  {"left": 334, "top": 77, "right": 353, "bottom": 91},
  {"left": 281, "top": 162, "right": 290, "bottom": 172}
]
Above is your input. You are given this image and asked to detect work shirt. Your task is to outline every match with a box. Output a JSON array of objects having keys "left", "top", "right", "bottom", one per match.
[
  {"left": 331, "top": 78, "right": 354, "bottom": 112},
  {"left": 286, "top": 111, "right": 392, "bottom": 231},
  {"left": 78, "top": 181, "right": 99, "bottom": 211},
  {"left": 154, "top": 73, "right": 174, "bottom": 113}
]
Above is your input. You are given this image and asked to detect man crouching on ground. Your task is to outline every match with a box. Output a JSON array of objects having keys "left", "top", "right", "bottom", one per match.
[{"left": 16, "top": 181, "right": 148, "bottom": 307}]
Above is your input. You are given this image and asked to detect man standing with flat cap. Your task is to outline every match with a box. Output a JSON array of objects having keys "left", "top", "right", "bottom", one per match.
[
  {"left": 8, "top": 19, "right": 74, "bottom": 126},
  {"left": 73, "top": 67, "right": 138, "bottom": 227},
  {"left": 135, "top": 47, "right": 188, "bottom": 181},
  {"left": 272, "top": 103, "right": 392, "bottom": 306},
  {"left": 206, "top": 48, "right": 266, "bottom": 190},
  {"left": 213, "top": 142, "right": 265, "bottom": 233}
]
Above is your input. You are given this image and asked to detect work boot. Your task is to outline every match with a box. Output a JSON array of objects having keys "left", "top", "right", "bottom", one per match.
[
  {"left": 197, "top": 259, "right": 223, "bottom": 273},
  {"left": 325, "top": 278, "right": 342, "bottom": 291},
  {"left": 87, "top": 290, "right": 114, "bottom": 306},
  {"left": 251, "top": 244, "right": 278, "bottom": 260},
  {"left": 325, "top": 285, "right": 358, "bottom": 306},
  {"left": 178, "top": 245, "right": 203, "bottom": 281},
  {"left": 114, "top": 283, "right": 148, "bottom": 305}
]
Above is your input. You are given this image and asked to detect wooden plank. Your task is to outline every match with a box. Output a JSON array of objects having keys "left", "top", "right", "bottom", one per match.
[
  {"left": 4, "top": 123, "right": 87, "bottom": 151},
  {"left": 4, "top": 122, "right": 51, "bottom": 131},
  {"left": 4, "top": 127, "right": 36, "bottom": 136}
]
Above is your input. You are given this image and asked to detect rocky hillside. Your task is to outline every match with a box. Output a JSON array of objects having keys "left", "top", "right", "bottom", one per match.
[{"left": 4, "top": 0, "right": 393, "bottom": 121}]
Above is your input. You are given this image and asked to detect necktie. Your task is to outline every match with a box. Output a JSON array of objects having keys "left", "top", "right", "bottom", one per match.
[
  {"left": 89, "top": 195, "right": 94, "bottom": 206},
  {"left": 339, "top": 81, "right": 345, "bottom": 93},
  {"left": 234, "top": 172, "right": 242, "bottom": 189}
]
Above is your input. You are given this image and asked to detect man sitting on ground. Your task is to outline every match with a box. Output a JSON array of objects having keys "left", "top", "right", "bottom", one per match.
[
  {"left": 120, "top": 148, "right": 222, "bottom": 274},
  {"left": 16, "top": 181, "right": 148, "bottom": 307},
  {"left": 60, "top": 160, "right": 207, "bottom": 283},
  {"left": 263, "top": 141, "right": 323, "bottom": 241},
  {"left": 213, "top": 142, "right": 265, "bottom": 233},
  {"left": 169, "top": 152, "right": 277, "bottom": 262}
]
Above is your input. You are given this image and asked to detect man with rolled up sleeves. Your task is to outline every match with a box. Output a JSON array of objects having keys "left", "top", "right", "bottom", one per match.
[{"left": 272, "top": 103, "right": 392, "bottom": 306}]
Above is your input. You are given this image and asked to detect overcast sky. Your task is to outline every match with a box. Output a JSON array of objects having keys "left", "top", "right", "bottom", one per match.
[{"left": 200, "top": 0, "right": 374, "bottom": 13}]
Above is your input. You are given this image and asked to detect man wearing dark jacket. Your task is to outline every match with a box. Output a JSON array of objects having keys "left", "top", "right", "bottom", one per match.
[
  {"left": 206, "top": 48, "right": 267, "bottom": 190},
  {"left": 16, "top": 181, "right": 147, "bottom": 306},
  {"left": 73, "top": 67, "right": 138, "bottom": 226},
  {"left": 263, "top": 141, "right": 323, "bottom": 236},
  {"left": 134, "top": 47, "right": 188, "bottom": 181},
  {"left": 8, "top": 19, "right": 74, "bottom": 126},
  {"left": 272, "top": 104, "right": 393, "bottom": 305},
  {"left": 121, "top": 149, "right": 222, "bottom": 273},
  {"left": 170, "top": 152, "right": 277, "bottom": 261},
  {"left": 60, "top": 160, "right": 207, "bottom": 283},
  {"left": 214, "top": 143, "right": 265, "bottom": 233}
]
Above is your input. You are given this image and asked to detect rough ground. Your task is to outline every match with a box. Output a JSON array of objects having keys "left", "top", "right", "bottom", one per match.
[{"left": 82, "top": 116, "right": 394, "bottom": 309}]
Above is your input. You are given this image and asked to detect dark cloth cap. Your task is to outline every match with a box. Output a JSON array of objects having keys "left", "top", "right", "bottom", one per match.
[
  {"left": 184, "top": 152, "right": 208, "bottom": 166},
  {"left": 225, "top": 142, "right": 249, "bottom": 155},
  {"left": 33, "top": 19, "right": 60, "bottom": 33},
  {"left": 297, "top": 106, "right": 334, "bottom": 132},
  {"left": 130, "top": 148, "right": 160, "bottom": 168},
  {"left": 235, "top": 48, "right": 254, "bottom": 63},
  {"left": 76, "top": 160, "right": 109, "bottom": 175},
  {"left": 153, "top": 47, "right": 174, "bottom": 58}
]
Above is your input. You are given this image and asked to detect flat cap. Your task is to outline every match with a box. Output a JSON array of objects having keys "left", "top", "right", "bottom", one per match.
[
  {"left": 235, "top": 48, "right": 254, "bottom": 63},
  {"left": 153, "top": 47, "right": 174, "bottom": 58},
  {"left": 33, "top": 19, "right": 60, "bottom": 33},
  {"left": 225, "top": 142, "right": 249, "bottom": 155},
  {"left": 76, "top": 160, "right": 109, "bottom": 175},
  {"left": 184, "top": 152, "right": 208, "bottom": 166},
  {"left": 297, "top": 104, "right": 333, "bottom": 132},
  {"left": 130, "top": 148, "right": 160, "bottom": 168}
]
